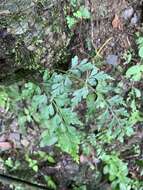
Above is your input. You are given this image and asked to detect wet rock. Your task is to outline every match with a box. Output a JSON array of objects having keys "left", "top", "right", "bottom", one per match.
[
  {"left": 131, "top": 13, "right": 139, "bottom": 25},
  {"left": 122, "top": 7, "right": 134, "bottom": 20},
  {"left": 106, "top": 54, "right": 118, "bottom": 65}
]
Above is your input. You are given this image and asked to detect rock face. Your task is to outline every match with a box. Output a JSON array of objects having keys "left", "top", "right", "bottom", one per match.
[
  {"left": 0, "top": 0, "right": 71, "bottom": 80},
  {"left": 0, "top": 29, "right": 16, "bottom": 77}
]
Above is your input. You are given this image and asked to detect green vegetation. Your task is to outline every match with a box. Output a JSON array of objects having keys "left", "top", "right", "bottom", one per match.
[
  {"left": 0, "top": 0, "right": 143, "bottom": 190},
  {"left": 66, "top": 1, "right": 91, "bottom": 29}
]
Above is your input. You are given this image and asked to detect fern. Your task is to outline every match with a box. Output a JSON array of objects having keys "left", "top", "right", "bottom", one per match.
[
  {"left": 4, "top": 56, "right": 114, "bottom": 161},
  {"left": 4, "top": 56, "right": 138, "bottom": 163},
  {"left": 66, "top": 1, "right": 90, "bottom": 29},
  {"left": 87, "top": 82, "right": 134, "bottom": 143},
  {"left": 102, "top": 154, "right": 131, "bottom": 190}
]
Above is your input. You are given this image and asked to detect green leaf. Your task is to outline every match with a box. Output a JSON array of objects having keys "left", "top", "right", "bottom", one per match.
[
  {"left": 136, "top": 36, "right": 143, "bottom": 45},
  {"left": 136, "top": 159, "right": 143, "bottom": 167},
  {"left": 66, "top": 16, "right": 77, "bottom": 29},
  {"left": 43, "top": 70, "right": 51, "bottom": 82},
  {"left": 71, "top": 56, "right": 79, "bottom": 68},
  {"left": 40, "top": 106, "right": 51, "bottom": 120},
  {"left": 119, "top": 183, "right": 128, "bottom": 190},
  {"left": 126, "top": 65, "right": 140, "bottom": 76},
  {"left": 72, "top": 87, "right": 89, "bottom": 107},
  {"left": 139, "top": 46, "right": 143, "bottom": 58},
  {"left": 126, "top": 65, "right": 142, "bottom": 81},
  {"left": 60, "top": 108, "right": 82, "bottom": 126},
  {"left": 48, "top": 104, "right": 55, "bottom": 116},
  {"left": 33, "top": 165, "right": 38, "bottom": 172},
  {"left": 0, "top": 89, "right": 8, "bottom": 109},
  {"left": 44, "top": 176, "right": 56, "bottom": 190},
  {"left": 80, "top": 6, "right": 90, "bottom": 19},
  {"left": 73, "top": 10, "right": 82, "bottom": 19},
  {"left": 79, "top": 61, "right": 93, "bottom": 72},
  {"left": 57, "top": 126, "right": 81, "bottom": 161},
  {"left": 103, "top": 165, "right": 109, "bottom": 174},
  {"left": 54, "top": 93, "right": 70, "bottom": 107},
  {"left": 40, "top": 130, "right": 58, "bottom": 147},
  {"left": 74, "top": 6, "right": 91, "bottom": 19},
  {"left": 133, "top": 87, "right": 141, "bottom": 97}
]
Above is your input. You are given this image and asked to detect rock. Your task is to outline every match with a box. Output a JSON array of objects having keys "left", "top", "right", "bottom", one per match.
[
  {"left": 10, "top": 119, "right": 18, "bottom": 132},
  {"left": 21, "top": 138, "right": 30, "bottom": 148},
  {"left": 106, "top": 54, "right": 118, "bottom": 66},
  {"left": 0, "top": 29, "right": 16, "bottom": 77},
  {"left": 9, "top": 132, "right": 21, "bottom": 142},
  {"left": 1, "top": 0, "right": 71, "bottom": 78},
  {"left": 131, "top": 13, "right": 139, "bottom": 25},
  {"left": 0, "top": 28, "right": 7, "bottom": 38},
  {"left": 122, "top": 7, "right": 134, "bottom": 20},
  {"left": 0, "top": 135, "right": 6, "bottom": 142},
  {"left": 9, "top": 132, "right": 21, "bottom": 148}
]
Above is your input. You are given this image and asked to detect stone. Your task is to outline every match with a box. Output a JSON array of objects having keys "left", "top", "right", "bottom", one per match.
[
  {"left": 131, "top": 13, "right": 139, "bottom": 25},
  {"left": 106, "top": 54, "right": 118, "bottom": 65},
  {"left": 9, "top": 132, "right": 21, "bottom": 142},
  {"left": 9, "top": 132, "right": 21, "bottom": 148},
  {"left": 21, "top": 138, "right": 30, "bottom": 147},
  {"left": 0, "top": 135, "right": 6, "bottom": 142},
  {"left": 122, "top": 7, "right": 134, "bottom": 20}
]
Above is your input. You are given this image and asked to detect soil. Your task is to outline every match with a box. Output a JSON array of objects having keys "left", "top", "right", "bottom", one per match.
[{"left": 72, "top": 0, "right": 142, "bottom": 63}]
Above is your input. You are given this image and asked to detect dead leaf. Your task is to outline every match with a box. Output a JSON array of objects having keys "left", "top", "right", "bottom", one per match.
[
  {"left": 0, "top": 142, "right": 12, "bottom": 149},
  {"left": 112, "top": 14, "right": 123, "bottom": 30}
]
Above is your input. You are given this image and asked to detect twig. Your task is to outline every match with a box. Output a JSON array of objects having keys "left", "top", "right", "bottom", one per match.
[
  {"left": 96, "top": 37, "right": 113, "bottom": 57},
  {"left": 0, "top": 173, "right": 49, "bottom": 190}
]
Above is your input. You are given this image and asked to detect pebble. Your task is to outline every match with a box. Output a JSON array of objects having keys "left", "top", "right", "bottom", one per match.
[
  {"left": 106, "top": 54, "right": 118, "bottom": 66},
  {"left": 122, "top": 7, "right": 134, "bottom": 20},
  {"left": 9, "top": 132, "right": 21, "bottom": 148},
  {"left": 21, "top": 138, "right": 30, "bottom": 147},
  {"left": 130, "top": 13, "right": 139, "bottom": 25},
  {"left": 0, "top": 135, "right": 6, "bottom": 142},
  {"left": 9, "top": 133, "right": 20, "bottom": 142},
  {"left": 0, "top": 28, "right": 8, "bottom": 38}
]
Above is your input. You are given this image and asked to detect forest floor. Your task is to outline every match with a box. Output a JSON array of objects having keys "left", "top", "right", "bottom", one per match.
[{"left": 0, "top": 0, "right": 143, "bottom": 190}]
